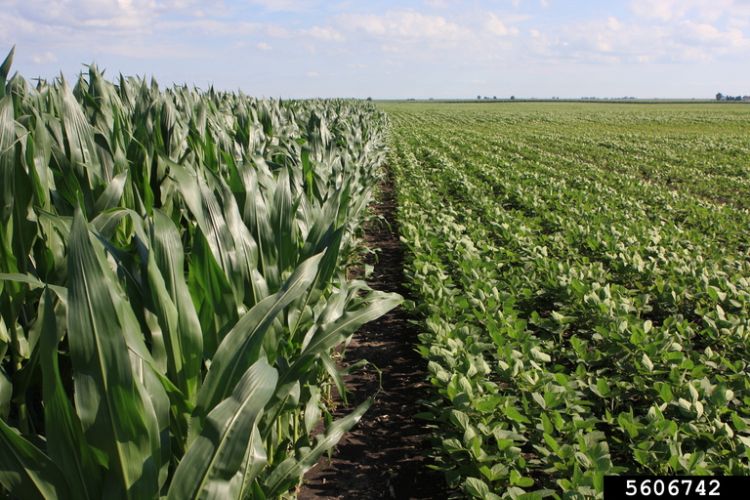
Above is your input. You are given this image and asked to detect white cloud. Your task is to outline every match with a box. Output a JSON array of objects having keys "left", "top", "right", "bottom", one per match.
[
  {"left": 423, "top": 0, "right": 449, "bottom": 7},
  {"left": 677, "top": 20, "right": 750, "bottom": 53},
  {"left": 337, "top": 10, "right": 468, "bottom": 41},
  {"left": 607, "top": 17, "right": 622, "bottom": 31},
  {"left": 264, "top": 24, "right": 292, "bottom": 38},
  {"left": 247, "top": 0, "right": 311, "bottom": 12},
  {"left": 6, "top": 0, "right": 226, "bottom": 33},
  {"left": 631, "top": 0, "right": 750, "bottom": 22},
  {"left": 631, "top": 0, "right": 684, "bottom": 21},
  {"left": 305, "top": 26, "right": 344, "bottom": 42},
  {"left": 12, "top": 0, "right": 158, "bottom": 30},
  {"left": 152, "top": 18, "right": 266, "bottom": 41},
  {"left": 32, "top": 51, "right": 57, "bottom": 64},
  {"left": 551, "top": 12, "right": 750, "bottom": 65},
  {"left": 486, "top": 13, "right": 519, "bottom": 36},
  {"left": 256, "top": 42, "right": 272, "bottom": 51}
]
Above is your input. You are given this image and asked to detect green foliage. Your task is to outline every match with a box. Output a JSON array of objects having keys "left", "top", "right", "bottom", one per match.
[
  {"left": 386, "top": 102, "right": 750, "bottom": 497},
  {"left": 0, "top": 49, "right": 399, "bottom": 498}
]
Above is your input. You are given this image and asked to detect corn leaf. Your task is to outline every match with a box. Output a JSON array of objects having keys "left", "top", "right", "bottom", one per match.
[
  {"left": 193, "top": 253, "right": 323, "bottom": 430},
  {"left": 39, "top": 289, "right": 101, "bottom": 499},
  {"left": 147, "top": 209, "right": 202, "bottom": 403},
  {"left": 67, "top": 209, "right": 159, "bottom": 498},
  {"left": 168, "top": 359, "right": 277, "bottom": 500},
  {"left": 0, "top": 418, "right": 69, "bottom": 500},
  {"left": 0, "top": 47, "right": 14, "bottom": 99},
  {"left": 263, "top": 398, "right": 371, "bottom": 497}
]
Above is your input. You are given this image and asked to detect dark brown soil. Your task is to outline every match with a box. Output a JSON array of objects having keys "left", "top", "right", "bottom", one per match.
[{"left": 297, "top": 172, "right": 446, "bottom": 500}]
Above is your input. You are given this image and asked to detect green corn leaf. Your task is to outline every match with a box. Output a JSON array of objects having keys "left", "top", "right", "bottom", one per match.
[
  {"left": 148, "top": 209, "right": 202, "bottom": 404},
  {"left": 0, "top": 95, "right": 15, "bottom": 225},
  {"left": 263, "top": 398, "right": 371, "bottom": 497},
  {"left": 169, "top": 162, "right": 259, "bottom": 307},
  {"left": 0, "top": 367, "right": 10, "bottom": 420},
  {"left": 0, "top": 273, "right": 68, "bottom": 300},
  {"left": 0, "top": 46, "right": 13, "bottom": 99},
  {"left": 262, "top": 291, "right": 399, "bottom": 438},
  {"left": 301, "top": 147, "right": 314, "bottom": 199},
  {"left": 271, "top": 167, "right": 297, "bottom": 277},
  {"left": 168, "top": 359, "right": 277, "bottom": 500},
  {"left": 287, "top": 291, "right": 401, "bottom": 381},
  {"left": 93, "top": 170, "right": 128, "bottom": 213},
  {"left": 67, "top": 209, "right": 159, "bottom": 498},
  {"left": 9, "top": 126, "right": 38, "bottom": 280},
  {"left": 188, "top": 230, "right": 237, "bottom": 357},
  {"left": 39, "top": 289, "right": 101, "bottom": 499},
  {"left": 236, "top": 424, "right": 269, "bottom": 498},
  {"left": 59, "top": 80, "right": 102, "bottom": 195},
  {"left": 192, "top": 253, "right": 322, "bottom": 434},
  {"left": 0, "top": 47, "right": 12, "bottom": 78},
  {"left": 0, "top": 418, "right": 70, "bottom": 500},
  {"left": 240, "top": 163, "right": 275, "bottom": 285},
  {"left": 309, "top": 226, "right": 344, "bottom": 299},
  {"left": 304, "top": 386, "right": 322, "bottom": 435},
  {"left": 320, "top": 351, "right": 348, "bottom": 405},
  {"left": 24, "top": 120, "right": 53, "bottom": 210}
]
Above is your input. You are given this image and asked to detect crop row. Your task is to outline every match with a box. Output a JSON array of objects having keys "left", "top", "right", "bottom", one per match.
[
  {"left": 0, "top": 49, "right": 396, "bottom": 499},
  {"left": 386, "top": 103, "right": 750, "bottom": 498}
]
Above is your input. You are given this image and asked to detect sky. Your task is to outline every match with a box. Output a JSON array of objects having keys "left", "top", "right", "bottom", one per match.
[{"left": 2, "top": 0, "right": 749, "bottom": 98}]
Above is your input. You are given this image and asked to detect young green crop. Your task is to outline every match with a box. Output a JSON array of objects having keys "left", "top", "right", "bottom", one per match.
[
  {"left": 385, "top": 102, "right": 750, "bottom": 498},
  {"left": 0, "top": 48, "right": 399, "bottom": 498}
]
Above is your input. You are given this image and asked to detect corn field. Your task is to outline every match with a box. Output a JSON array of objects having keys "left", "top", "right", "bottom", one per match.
[{"left": 0, "top": 47, "right": 400, "bottom": 499}]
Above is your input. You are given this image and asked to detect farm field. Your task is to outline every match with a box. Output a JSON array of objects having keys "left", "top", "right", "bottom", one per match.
[
  {"left": 0, "top": 52, "right": 401, "bottom": 499},
  {"left": 7, "top": 0, "right": 750, "bottom": 496},
  {"left": 2, "top": 41, "right": 750, "bottom": 499},
  {"left": 384, "top": 102, "right": 750, "bottom": 497}
]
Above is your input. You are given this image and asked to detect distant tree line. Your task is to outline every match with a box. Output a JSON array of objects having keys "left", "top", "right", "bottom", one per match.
[
  {"left": 716, "top": 92, "right": 750, "bottom": 101},
  {"left": 582, "top": 96, "right": 637, "bottom": 100}
]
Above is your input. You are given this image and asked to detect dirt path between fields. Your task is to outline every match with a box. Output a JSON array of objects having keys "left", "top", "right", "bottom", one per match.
[{"left": 297, "top": 171, "right": 446, "bottom": 500}]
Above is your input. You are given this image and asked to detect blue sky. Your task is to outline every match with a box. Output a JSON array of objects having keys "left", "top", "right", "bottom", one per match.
[{"left": 2, "top": 0, "right": 749, "bottom": 98}]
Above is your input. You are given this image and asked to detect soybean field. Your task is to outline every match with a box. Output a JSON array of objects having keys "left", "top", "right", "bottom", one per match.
[
  {"left": 386, "top": 102, "right": 750, "bottom": 498},
  {"left": 2, "top": 39, "right": 750, "bottom": 500}
]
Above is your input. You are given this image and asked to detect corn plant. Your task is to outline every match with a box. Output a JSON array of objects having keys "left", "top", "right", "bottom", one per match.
[{"left": 0, "top": 47, "right": 399, "bottom": 499}]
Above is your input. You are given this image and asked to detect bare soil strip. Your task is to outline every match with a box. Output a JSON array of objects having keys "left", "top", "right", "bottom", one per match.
[{"left": 298, "top": 172, "right": 446, "bottom": 500}]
